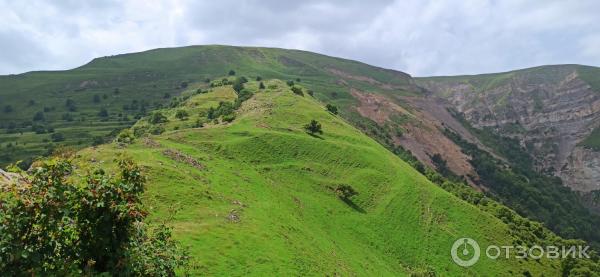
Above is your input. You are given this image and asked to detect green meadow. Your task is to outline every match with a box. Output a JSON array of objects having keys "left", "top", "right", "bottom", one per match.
[
  {"left": 0, "top": 45, "right": 416, "bottom": 167},
  {"left": 72, "top": 80, "right": 559, "bottom": 275}
]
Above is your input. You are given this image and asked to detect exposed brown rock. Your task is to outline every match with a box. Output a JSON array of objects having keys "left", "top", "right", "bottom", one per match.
[
  {"left": 421, "top": 68, "right": 600, "bottom": 192},
  {"left": 350, "top": 89, "right": 481, "bottom": 186},
  {"left": 143, "top": 138, "right": 162, "bottom": 148},
  {"left": 351, "top": 89, "right": 411, "bottom": 123},
  {"left": 0, "top": 169, "right": 27, "bottom": 189},
  {"left": 162, "top": 149, "right": 204, "bottom": 170}
]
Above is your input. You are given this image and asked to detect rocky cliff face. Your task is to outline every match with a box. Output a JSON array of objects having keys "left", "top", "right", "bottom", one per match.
[
  {"left": 325, "top": 67, "right": 487, "bottom": 187},
  {"left": 350, "top": 89, "right": 480, "bottom": 183},
  {"left": 562, "top": 148, "right": 600, "bottom": 191},
  {"left": 418, "top": 65, "right": 600, "bottom": 192}
]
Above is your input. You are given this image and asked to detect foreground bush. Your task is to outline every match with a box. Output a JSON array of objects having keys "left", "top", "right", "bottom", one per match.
[{"left": 0, "top": 159, "right": 189, "bottom": 275}]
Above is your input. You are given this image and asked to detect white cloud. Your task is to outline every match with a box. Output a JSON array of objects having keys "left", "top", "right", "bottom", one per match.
[{"left": 0, "top": 0, "right": 598, "bottom": 76}]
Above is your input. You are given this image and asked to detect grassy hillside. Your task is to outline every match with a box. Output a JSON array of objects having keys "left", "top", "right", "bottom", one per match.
[
  {"left": 68, "top": 79, "right": 561, "bottom": 275},
  {"left": 0, "top": 45, "right": 418, "bottom": 167},
  {"left": 416, "top": 64, "right": 600, "bottom": 94},
  {"left": 581, "top": 126, "right": 600, "bottom": 151},
  {"left": 577, "top": 65, "right": 600, "bottom": 93},
  {"left": 2, "top": 47, "right": 597, "bottom": 274}
]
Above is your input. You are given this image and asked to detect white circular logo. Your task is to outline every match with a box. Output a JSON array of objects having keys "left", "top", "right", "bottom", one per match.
[{"left": 451, "top": 237, "right": 481, "bottom": 267}]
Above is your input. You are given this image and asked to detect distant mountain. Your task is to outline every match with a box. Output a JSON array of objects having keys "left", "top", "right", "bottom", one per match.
[
  {"left": 414, "top": 65, "right": 600, "bottom": 242},
  {"left": 418, "top": 65, "right": 600, "bottom": 196}
]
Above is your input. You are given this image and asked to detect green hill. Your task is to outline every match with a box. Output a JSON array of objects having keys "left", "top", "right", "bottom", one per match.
[
  {"left": 3, "top": 46, "right": 599, "bottom": 275},
  {"left": 68, "top": 79, "right": 562, "bottom": 275},
  {"left": 581, "top": 126, "right": 600, "bottom": 150},
  {"left": 416, "top": 64, "right": 600, "bottom": 94},
  {"left": 0, "top": 45, "right": 418, "bottom": 167}
]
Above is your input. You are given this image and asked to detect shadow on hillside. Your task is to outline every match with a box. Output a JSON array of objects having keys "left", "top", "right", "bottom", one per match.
[
  {"left": 306, "top": 132, "right": 324, "bottom": 139},
  {"left": 341, "top": 198, "right": 366, "bottom": 213}
]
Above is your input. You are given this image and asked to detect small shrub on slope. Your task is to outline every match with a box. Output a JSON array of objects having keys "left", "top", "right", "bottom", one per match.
[
  {"left": 150, "top": 125, "right": 165, "bottom": 135},
  {"left": 115, "top": 129, "right": 135, "bottom": 144},
  {"left": 335, "top": 184, "right": 358, "bottom": 200},
  {"left": 207, "top": 102, "right": 235, "bottom": 120},
  {"left": 304, "top": 120, "right": 323, "bottom": 135},
  {"left": 149, "top": 111, "right": 168, "bottom": 124},
  {"left": 175, "top": 110, "right": 189, "bottom": 120},
  {"left": 326, "top": 104, "right": 338, "bottom": 115},
  {"left": 232, "top": 81, "right": 244, "bottom": 93},
  {"left": 291, "top": 86, "right": 304, "bottom": 96},
  {"left": 98, "top": 108, "right": 109, "bottom": 117}
]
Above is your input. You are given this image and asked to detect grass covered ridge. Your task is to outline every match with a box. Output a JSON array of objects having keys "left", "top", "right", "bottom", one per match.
[
  {"left": 0, "top": 45, "right": 418, "bottom": 167},
  {"left": 73, "top": 79, "right": 559, "bottom": 275}
]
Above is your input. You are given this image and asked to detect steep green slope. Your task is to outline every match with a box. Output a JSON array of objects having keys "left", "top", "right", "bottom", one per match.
[
  {"left": 576, "top": 65, "right": 600, "bottom": 93},
  {"left": 71, "top": 79, "right": 559, "bottom": 275},
  {"left": 581, "top": 126, "right": 600, "bottom": 151},
  {"left": 0, "top": 45, "right": 418, "bottom": 167}
]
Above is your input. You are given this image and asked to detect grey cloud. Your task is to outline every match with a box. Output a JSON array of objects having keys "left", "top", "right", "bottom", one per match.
[
  {"left": 0, "top": 0, "right": 599, "bottom": 76},
  {"left": 182, "top": 0, "right": 390, "bottom": 44},
  {"left": 0, "top": 29, "right": 53, "bottom": 73}
]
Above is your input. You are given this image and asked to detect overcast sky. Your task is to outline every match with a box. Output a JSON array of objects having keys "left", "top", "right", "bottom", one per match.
[{"left": 1, "top": 0, "right": 599, "bottom": 76}]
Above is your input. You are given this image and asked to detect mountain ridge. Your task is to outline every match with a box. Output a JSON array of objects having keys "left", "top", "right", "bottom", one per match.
[
  {"left": 1, "top": 45, "right": 600, "bottom": 271},
  {"left": 417, "top": 64, "right": 600, "bottom": 193},
  {"left": 66, "top": 77, "right": 567, "bottom": 275}
]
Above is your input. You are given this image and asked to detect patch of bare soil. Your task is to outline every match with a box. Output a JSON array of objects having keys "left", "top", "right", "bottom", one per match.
[
  {"left": 401, "top": 95, "right": 507, "bottom": 162},
  {"left": 227, "top": 209, "right": 241, "bottom": 223},
  {"left": 350, "top": 89, "right": 412, "bottom": 124},
  {"left": 398, "top": 121, "right": 477, "bottom": 183},
  {"left": 351, "top": 89, "right": 482, "bottom": 187},
  {"left": 79, "top": 80, "right": 99, "bottom": 88},
  {"left": 227, "top": 200, "right": 248, "bottom": 223},
  {"left": 0, "top": 169, "right": 28, "bottom": 189},
  {"left": 162, "top": 149, "right": 204, "bottom": 170},
  {"left": 402, "top": 96, "right": 489, "bottom": 146},
  {"left": 143, "top": 137, "right": 162, "bottom": 148}
]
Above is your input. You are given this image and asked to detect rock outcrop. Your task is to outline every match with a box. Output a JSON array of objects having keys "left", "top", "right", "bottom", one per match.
[
  {"left": 419, "top": 65, "right": 600, "bottom": 192},
  {"left": 350, "top": 89, "right": 484, "bottom": 186},
  {"left": 0, "top": 168, "right": 24, "bottom": 187}
]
